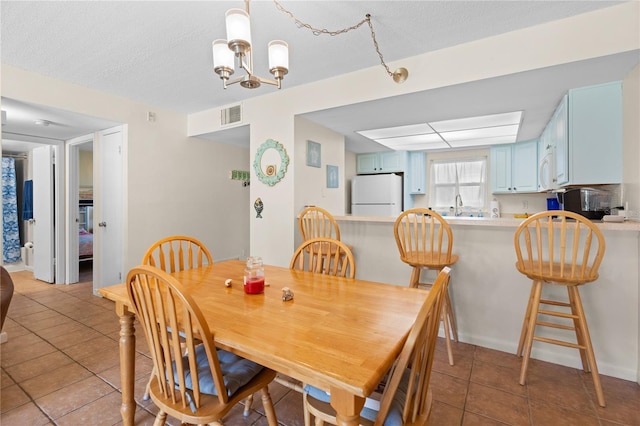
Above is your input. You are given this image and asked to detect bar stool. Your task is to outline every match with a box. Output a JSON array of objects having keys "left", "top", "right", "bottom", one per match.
[
  {"left": 299, "top": 206, "right": 353, "bottom": 266},
  {"left": 394, "top": 208, "right": 459, "bottom": 365},
  {"left": 514, "top": 210, "right": 606, "bottom": 407},
  {"left": 299, "top": 206, "right": 347, "bottom": 245}
]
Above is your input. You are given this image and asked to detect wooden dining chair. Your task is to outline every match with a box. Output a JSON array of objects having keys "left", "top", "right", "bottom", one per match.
[
  {"left": 290, "top": 237, "right": 356, "bottom": 279},
  {"left": 303, "top": 267, "right": 451, "bottom": 426},
  {"left": 126, "top": 265, "right": 278, "bottom": 426},
  {"left": 141, "top": 235, "right": 213, "bottom": 400},
  {"left": 142, "top": 235, "right": 213, "bottom": 272},
  {"left": 514, "top": 210, "right": 606, "bottom": 407},
  {"left": 1, "top": 266, "right": 15, "bottom": 335},
  {"left": 394, "top": 208, "right": 459, "bottom": 365}
]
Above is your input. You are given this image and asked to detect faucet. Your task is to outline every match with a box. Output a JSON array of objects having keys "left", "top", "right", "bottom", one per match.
[{"left": 454, "top": 194, "right": 463, "bottom": 216}]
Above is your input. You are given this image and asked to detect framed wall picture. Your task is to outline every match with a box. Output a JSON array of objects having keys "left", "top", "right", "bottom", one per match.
[
  {"left": 327, "top": 165, "right": 339, "bottom": 188},
  {"left": 306, "top": 140, "right": 321, "bottom": 168}
]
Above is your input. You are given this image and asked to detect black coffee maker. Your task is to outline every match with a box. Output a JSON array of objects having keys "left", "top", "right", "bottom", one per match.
[{"left": 556, "top": 187, "right": 611, "bottom": 220}]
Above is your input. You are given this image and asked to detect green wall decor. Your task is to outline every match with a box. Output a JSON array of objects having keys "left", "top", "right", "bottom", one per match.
[{"left": 253, "top": 139, "right": 289, "bottom": 186}]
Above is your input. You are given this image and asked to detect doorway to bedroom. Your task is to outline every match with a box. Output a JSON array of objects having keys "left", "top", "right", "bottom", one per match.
[{"left": 67, "top": 135, "right": 95, "bottom": 284}]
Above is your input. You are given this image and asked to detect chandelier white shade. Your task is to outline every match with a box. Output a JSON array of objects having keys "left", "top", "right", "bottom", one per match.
[
  {"left": 225, "top": 9, "right": 251, "bottom": 55},
  {"left": 212, "top": 2, "right": 289, "bottom": 90},
  {"left": 268, "top": 41, "right": 289, "bottom": 76},
  {"left": 212, "top": 40, "right": 234, "bottom": 74}
]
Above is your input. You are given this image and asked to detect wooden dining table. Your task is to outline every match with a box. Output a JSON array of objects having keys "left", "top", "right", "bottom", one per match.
[{"left": 99, "top": 259, "right": 429, "bottom": 426}]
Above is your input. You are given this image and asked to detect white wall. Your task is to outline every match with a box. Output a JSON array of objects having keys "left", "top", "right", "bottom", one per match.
[
  {"left": 345, "top": 151, "right": 356, "bottom": 213},
  {"left": 293, "top": 116, "right": 346, "bottom": 216},
  {"left": 79, "top": 150, "right": 93, "bottom": 188},
  {"left": 621, "top": 64, "right": 640, "bottom": 383},
  {"left": 623, "top": 64, "right": 640, "bottom": 216},
  {"left": 1, "top": 65, "right": 251, "bottom": 272}
]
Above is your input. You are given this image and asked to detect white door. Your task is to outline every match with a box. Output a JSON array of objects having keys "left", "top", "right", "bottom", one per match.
[
  {"left": 65, "top": 135, "right": 93, "bottom": 283},
  {"left": 33, "top": 145, "right": 54, "bottom": 282},
  {"left": 94, "top": 126, "right": 124, "bottom": 293}
]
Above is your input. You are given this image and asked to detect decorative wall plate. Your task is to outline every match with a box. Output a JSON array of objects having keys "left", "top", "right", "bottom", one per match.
[{"left": 254, "top": 139, "right": 289, "bottom": 186}]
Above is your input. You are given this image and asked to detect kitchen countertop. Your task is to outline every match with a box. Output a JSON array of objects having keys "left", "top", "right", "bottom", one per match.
[{"left": 334, "top": 215, "right": 640, "bottom": 231}]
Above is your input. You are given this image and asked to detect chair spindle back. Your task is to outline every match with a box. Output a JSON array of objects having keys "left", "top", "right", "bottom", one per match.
[
  {"left": 514, "top": 211, "right": 605, "bottom": 284},
  {"left": 290, "top": 238, "right": 355, "bottom": 278},
  {"left": 394, "top": 209, "right": 454, "bottom": 266},
  {"left": 143, "top": 235, "right": 213, "bottom": 273},
  {"left": 127, "top": 266, "right": 228, "bottom": 411}
]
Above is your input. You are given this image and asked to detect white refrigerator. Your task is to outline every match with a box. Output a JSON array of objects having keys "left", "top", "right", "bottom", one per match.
[{"left": 351, "top": 174, "right": 403, "bottom": 216}]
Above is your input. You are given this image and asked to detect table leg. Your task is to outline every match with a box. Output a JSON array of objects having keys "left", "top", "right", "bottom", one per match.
[
  {"left": 330, "top": 386, "right": 365, "bottom": 426},
  {"left": 117, "top": 303, "right": 136, "bottom": 426}
]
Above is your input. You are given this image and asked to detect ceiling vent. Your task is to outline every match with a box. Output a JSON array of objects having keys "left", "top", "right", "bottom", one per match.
[{"left": 221, "top": 104, "right": 242, "bottom": 127}]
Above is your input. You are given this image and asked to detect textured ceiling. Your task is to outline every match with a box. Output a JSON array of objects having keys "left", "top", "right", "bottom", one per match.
[{"left": 1, "top": 1, "right": 636, "bottom": 152}]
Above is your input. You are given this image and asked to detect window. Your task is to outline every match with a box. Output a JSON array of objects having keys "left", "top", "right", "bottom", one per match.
[{"left": 429, "top": 157, "right": 487, "bottom": 211}]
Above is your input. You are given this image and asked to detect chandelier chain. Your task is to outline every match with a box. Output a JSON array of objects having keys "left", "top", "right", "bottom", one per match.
[
  {"left": 365, "top": 15, "right": 393, "bottom": 77},
  {"left": 273, "top": 0, "right": 394, "bottom": 77}
]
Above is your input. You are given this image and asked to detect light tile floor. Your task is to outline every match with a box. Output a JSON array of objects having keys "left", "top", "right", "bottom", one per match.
[{"left": 1, "top": 270, "right": 639, "bottom": 425}]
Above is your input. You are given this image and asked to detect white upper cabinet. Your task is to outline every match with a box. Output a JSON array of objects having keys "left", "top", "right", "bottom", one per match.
[
  {"left": 407, "top": 151, "right": 426, "bottom": 194},
  {"left": 490, "top": 140, "right": 538, "bottom": 193},
  {"left": 535, "top": 81, "right": 622, "bottom": 189},
  {"left": 356, "top": 151, "right": 407, "bottom": 174},
  {"left": 564, "top": 81, "right": 622, "bottom": 185}
]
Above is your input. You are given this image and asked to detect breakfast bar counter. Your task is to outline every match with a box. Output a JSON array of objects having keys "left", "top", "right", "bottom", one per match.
[
  {"left": 325, "top": 215, "right": 640, "bottom": 384},
  {"left": 334, "top": 214, "right": 640, "bottom": 231}
]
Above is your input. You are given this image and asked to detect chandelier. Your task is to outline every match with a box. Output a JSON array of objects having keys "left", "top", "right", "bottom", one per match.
[
  {"left": 212, "top": 1, "right": 289, "bottom": 90},
  {"left": 211, "top": 1, "right": 408, "bottom": 90}
]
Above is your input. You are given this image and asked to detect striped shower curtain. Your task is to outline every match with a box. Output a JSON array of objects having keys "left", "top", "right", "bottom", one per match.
[{"left": 2, "top": 157, "right": 22, "bottom": 263}]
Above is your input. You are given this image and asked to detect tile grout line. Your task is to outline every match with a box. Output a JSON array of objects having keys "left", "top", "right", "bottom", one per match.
[{"left": 2, "top": 281, "right": 158, "bottom": 423}]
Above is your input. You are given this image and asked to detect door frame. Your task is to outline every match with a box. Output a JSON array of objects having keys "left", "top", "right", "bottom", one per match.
[{"left": 65, "top": 134, "right": 94, "bottom": 283}]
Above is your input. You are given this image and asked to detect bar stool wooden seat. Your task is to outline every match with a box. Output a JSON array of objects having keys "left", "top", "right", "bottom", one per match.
[
  {"left": 514, "top": 210, "right": 606, "bottom": 407},
  {"left": 394, "top": 208, "right": 459, "bottom": 365}
]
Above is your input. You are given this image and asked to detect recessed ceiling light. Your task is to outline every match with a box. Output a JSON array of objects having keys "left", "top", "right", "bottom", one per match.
[
  {"left": 430, "top": 111, "right": 522, "bottom": 133},
  {"left": 357, "top": 123, "right": 434, "bottom": 140},
  {"left": 372, "top": 133, "right": 446, "bottom": 150},
  {"left": 355, "top": 111, "right": 523, "bottom": 151},
  {"left": 438, "top": 124, "right": 519, "bottom": 142},
  {"left": 34, "top": 119, "right": 52, "bottom": 126},
  {"left": 447, "top": 135, "right": 517, "bottom": 147}
]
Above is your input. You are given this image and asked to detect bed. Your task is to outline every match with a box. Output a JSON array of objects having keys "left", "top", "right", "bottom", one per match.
[
  {"left": 79, "top": 227, "right": 93, "bottom": 260},
  {"left": 78, "top": 198, "right": 94, "bottom": 260}
]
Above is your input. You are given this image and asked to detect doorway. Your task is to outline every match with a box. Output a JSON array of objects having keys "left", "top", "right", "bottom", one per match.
[
  {"left": 66, "top": 134, "right": 95, "bottom": 284},
  {"left": 2, "top": 97, "right": 123, "bottom": 287}
]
